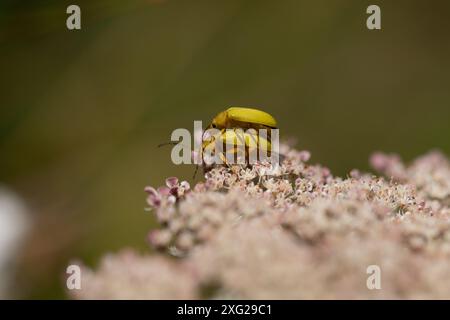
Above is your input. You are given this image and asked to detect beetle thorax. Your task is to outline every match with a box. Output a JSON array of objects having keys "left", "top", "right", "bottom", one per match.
[{"left": 213, "top": 111, "right": 229, "bottom": 128}]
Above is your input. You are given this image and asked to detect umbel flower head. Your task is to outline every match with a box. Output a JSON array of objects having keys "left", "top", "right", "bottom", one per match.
[{"left": 72, "top": 144, "right": 450, "bottom": 299}]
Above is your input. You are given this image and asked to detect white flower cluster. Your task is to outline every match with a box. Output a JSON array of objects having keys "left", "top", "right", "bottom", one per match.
[{"left": 73, "top": 145, "right": 450, "bottom": 299}]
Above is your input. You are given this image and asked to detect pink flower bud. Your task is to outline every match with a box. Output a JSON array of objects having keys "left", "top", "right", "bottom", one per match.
[{"left": 166, "top": 177, "right": 179, "bottom": 188}]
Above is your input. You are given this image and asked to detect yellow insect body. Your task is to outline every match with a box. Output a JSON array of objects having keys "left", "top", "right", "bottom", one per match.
[
  {"left": 200, "top": 106, "right": 278, "bottom": 168},
  {"left": 208, "top": 107, "right": 277, "bottom": 130},
  {"left": 202, "top": 128, "right": 273, "bottom": 165}
]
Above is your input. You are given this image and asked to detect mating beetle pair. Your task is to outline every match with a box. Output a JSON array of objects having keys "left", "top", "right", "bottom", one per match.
[
  {"left": 200, "top": 107, "right": 278, "bottom": 169},
  {"left": 160, "top": 106, "right": 279, "bottom": 175}
]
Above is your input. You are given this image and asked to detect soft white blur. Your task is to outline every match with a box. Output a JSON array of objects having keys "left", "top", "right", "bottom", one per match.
[{"left": 0, "top": 186, "right": 30, "bottom": 299}]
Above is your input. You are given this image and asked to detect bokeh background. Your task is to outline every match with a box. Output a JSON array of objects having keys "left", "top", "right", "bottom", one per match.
[{"left": 1, "top": 0, "right": 449, "bottom": 298}]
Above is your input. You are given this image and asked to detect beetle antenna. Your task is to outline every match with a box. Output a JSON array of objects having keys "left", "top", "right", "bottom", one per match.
[
  {"left": 193, "top": 164, "right": 199, "bottom": 179},
  {"left": 158, "top": 142, "right": 178, "bottom": 147}
]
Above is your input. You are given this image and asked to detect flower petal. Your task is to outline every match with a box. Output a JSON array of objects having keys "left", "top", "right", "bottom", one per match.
[
  {"left": 157, "top": 186, "right": 171, "bottom": 196},
  {"left": 166, "top": 177, "right": 179, "bottom": 188},
  {"left": 144, "top": 186, "right": 158, "bottom": 197}
]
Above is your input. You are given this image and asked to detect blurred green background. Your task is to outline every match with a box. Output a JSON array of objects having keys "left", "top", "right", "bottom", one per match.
[{"left": 1, "top": 0, "right": 449, "bottom": 298}]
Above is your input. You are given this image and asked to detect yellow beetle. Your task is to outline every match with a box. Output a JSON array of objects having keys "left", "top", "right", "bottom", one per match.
[
  {"left": 202, "top": 128, "right": 273, "bottom": 166},
  {"left": 199, "top": 107, "right": 278, "bottom": 170},
  {"left": 206, "top": 106, "right": 277, "bottom": 131}
]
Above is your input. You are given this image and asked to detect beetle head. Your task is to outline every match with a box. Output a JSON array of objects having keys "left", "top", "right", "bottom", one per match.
[{"left": 210, "top": 110, "right": 228, "bottom": 129}]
